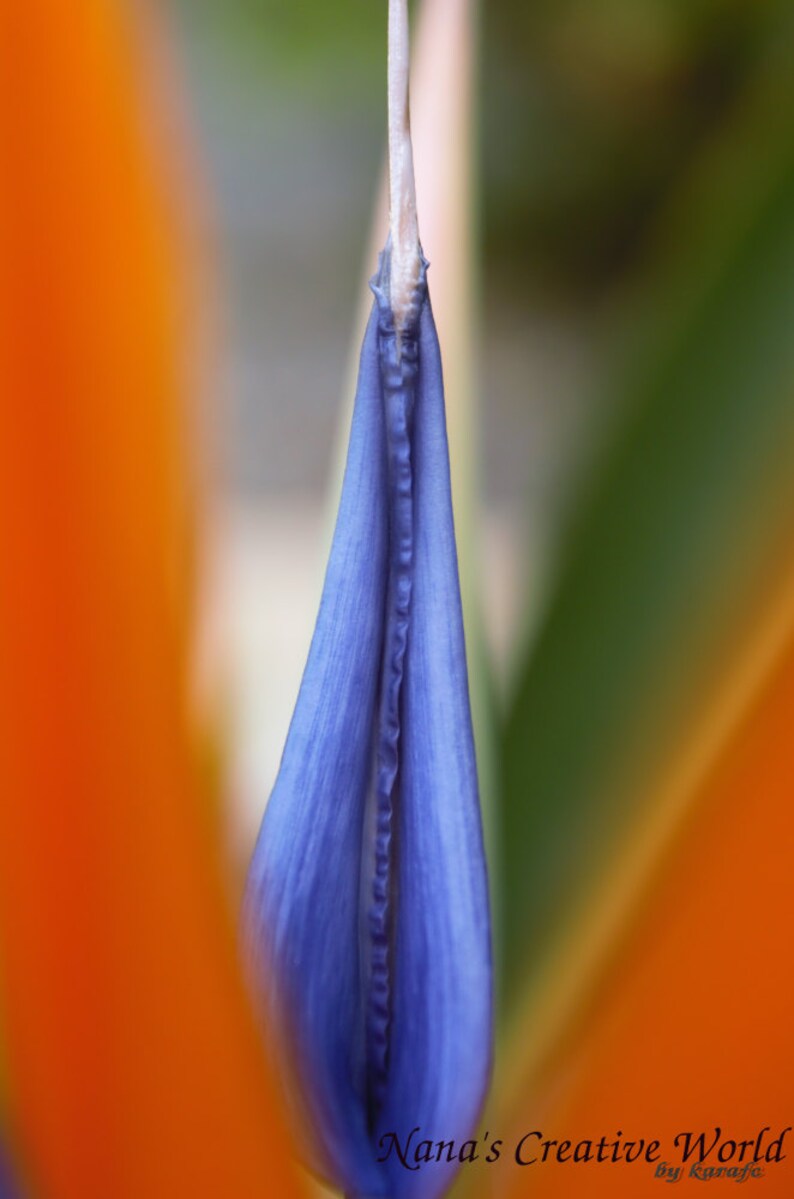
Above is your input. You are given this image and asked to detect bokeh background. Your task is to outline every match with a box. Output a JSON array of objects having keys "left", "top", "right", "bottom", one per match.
[{"left": 2, "top": 1, "right": 794, "bottom": 1196}]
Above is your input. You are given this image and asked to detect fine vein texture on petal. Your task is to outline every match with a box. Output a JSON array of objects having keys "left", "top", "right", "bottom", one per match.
[{"left": 243, "top": 248, "right": 492, "bottom": 1199}]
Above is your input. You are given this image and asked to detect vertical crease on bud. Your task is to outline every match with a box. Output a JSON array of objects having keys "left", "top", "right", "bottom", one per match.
[{"left": 365, "top": 251, "right": 427, "bottom": 1121}]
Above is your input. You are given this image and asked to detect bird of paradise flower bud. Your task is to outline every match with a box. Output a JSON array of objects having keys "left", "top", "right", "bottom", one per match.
[{"left": 242, "top": 241, "right": 492, "bottom": 1199}]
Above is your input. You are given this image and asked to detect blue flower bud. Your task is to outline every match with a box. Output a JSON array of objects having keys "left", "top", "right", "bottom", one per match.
[{"left": 243, "top": 246, "right": 492, "bottom": 1199}]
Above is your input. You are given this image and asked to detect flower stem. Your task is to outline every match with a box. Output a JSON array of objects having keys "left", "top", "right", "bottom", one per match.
[{"left": 387, "top": 0, "right": 421, "bottom": 335}]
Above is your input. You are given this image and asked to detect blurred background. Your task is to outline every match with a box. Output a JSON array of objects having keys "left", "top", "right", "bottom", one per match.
[{"left": 2, "top": 1, "right": 794, "bottom": 1196}]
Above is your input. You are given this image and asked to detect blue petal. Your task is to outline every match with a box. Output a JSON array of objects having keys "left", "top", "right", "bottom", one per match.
[
  {"left": 244, "top": 298, "right": 389, "bottom": 1196},
  {"left": 243, "top": 249, "right": 491, "bottom": 1199},
  {"left": 375, "top": 280, "right": 492, "bottom": 1199}
]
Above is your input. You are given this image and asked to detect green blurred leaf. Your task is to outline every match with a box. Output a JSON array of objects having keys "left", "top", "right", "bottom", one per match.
[{"left": 499, "top": 12, "right": 794, "bottom": 1006}]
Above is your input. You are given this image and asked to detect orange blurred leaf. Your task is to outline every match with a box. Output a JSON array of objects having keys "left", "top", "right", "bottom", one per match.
[
  {"left": 490, "top": 570, "right": 794, "bottom": 1198},
  {"left": 0, "top": 3, "right": 303, "bottom": 1197}
]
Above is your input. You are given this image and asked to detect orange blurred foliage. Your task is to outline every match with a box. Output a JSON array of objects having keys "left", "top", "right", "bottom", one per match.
[
  {"left": 0, "top": 3, "right": 302, "bottom": 1197},
  {"left": 495, "top": 592, "right": 794, "bottom": 1198}
]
